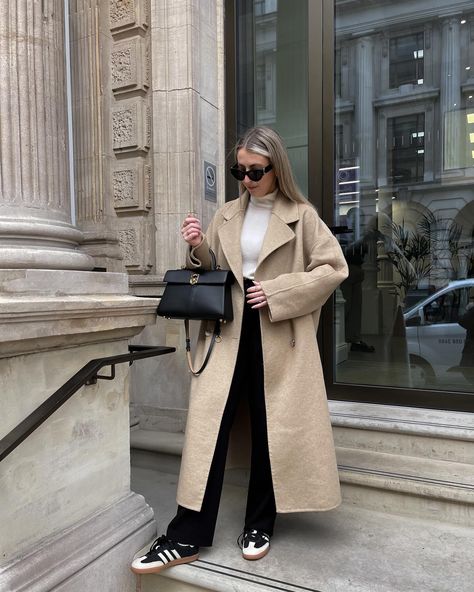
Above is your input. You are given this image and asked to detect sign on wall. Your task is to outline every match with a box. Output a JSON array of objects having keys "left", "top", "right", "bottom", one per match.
[{"left": 204, "top": 161, "right": 217, "bottom": 202}]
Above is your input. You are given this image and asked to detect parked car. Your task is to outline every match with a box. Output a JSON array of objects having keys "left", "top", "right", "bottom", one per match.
[{"left": 403, "top": 279, "right": 474, "bottom": 387}]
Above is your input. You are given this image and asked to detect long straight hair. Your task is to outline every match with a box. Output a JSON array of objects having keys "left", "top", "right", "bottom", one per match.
[{"left": 234, "top": 126, "right": 308, "bottom": 204}]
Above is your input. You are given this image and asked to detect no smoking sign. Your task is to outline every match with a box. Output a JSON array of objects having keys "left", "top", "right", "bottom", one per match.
[{"left": 204, "top": 161, "right": 217, "bottom": 202}]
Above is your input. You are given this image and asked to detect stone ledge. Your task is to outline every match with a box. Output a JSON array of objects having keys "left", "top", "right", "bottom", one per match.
[
  {"left": 0, "top": 269, "right": 129, "bottom": 296},
  {"left": 0, "top": 493, "right": 156, "bottom": 592},
  {"left": 131, "top": 427, "right": 184, "bottom": 455},
  {"left": 329, "top": 400, "right": 474, "bottom": 441},
  {"left": 0, "top": 295, "right": 159, "bottom": 357},
  {"left": 338, "top": 447, "right": 474, "bottom": 504}
]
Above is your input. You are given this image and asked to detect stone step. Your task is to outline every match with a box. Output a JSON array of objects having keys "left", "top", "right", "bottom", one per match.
[
  {"left": 139, "top": 558, "right": 322, "bottom": 592},
  {"left": 330, "top": 401, "right": 474, "bottom": 465},
  {"left": 130, "top": 464, "right": 474, "bottom": 592},
  {"left": 130, "top": 428, "right": 474, "bottom": 526}
]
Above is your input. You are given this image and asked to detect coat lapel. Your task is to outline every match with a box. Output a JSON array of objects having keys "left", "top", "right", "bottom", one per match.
[
  {"left": 217, "top": 194, "right": 247, "bottom": 292},
  {"left": 217, "top": 191, "right": 300, "bottom": 289},
  {"left": 256, "top": 192, "right": 299, "bottom": 273}
]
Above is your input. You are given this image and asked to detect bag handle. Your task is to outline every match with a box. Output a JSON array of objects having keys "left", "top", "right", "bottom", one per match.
[
  {"left": 209, "top": 248, "right": 217, "bottom": 270},
  {"left": 183, "top": 247, "right": 221, "bottom": 376},
  {"left": 185, "top": 319, "right": 221, "bottom": 376}
]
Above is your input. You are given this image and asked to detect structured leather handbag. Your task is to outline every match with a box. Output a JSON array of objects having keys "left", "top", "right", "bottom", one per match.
[{"left": 157, "top": 250, "right": 234, "bottom": 375}]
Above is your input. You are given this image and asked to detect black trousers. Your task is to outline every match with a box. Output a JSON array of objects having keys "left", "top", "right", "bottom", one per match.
[{"left": 166, "top": 279, "right": 277, "bottom": 547}]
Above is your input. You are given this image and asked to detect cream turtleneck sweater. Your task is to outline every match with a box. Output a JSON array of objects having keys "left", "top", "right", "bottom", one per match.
[{"left": 241, "top": 189, "right": 278, "bottom": 279}]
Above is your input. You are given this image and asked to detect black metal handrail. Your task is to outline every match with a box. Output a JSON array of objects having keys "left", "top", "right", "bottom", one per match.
[{"left": 0, "top": 345, "right": 175, "bottom": 463}]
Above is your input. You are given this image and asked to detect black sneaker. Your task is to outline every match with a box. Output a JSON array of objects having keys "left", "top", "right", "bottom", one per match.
[
  {"left": 131, "top": 535, "right": 199, "bottom": 574},
  {"left": 238, "top": 529, "right": 271, "bottom": 560}
]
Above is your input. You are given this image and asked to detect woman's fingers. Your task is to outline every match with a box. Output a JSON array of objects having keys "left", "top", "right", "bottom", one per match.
[
  {"left": 181, "top": 216, "right": 202, "bottom": 245},
  {"left": 246, "top": 282, "right": 268, "bottom": 308}
]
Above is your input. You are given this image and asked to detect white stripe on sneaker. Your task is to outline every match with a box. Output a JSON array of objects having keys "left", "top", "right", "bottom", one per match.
[
  {"left": 171, "top": 549, "right": 181, "bottom": 560},
  {"left": 158, "top": 552, "right": 169, "bottom": 564},
  {"left": 164, "top": 549, "right": 175, "bottom": 561}
]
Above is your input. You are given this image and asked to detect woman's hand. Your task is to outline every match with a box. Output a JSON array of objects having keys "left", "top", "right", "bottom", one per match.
[
  {"left": 181, "top": 214, "right": 203, "bottom": 247},
  {"left": 246, "top": 281, "right": 268, "bottom": 309}
]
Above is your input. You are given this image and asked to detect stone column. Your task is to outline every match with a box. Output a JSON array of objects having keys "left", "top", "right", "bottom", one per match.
[
  {"left": 440, "top": 16, "right": 462, "bottom": 171},
  {"left": 70, "top": 1, "right": 123, "bottom": 272},
  {"left": 0, "top": 0, "right": 93, "bottom": 270},
  {"left": 354, "top": 36, "right": 375, "bottom": 185}
]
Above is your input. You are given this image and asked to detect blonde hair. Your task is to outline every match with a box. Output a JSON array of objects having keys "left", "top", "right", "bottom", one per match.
[{"left": 234, "top": 126, "right": 308, "bottom": 204}]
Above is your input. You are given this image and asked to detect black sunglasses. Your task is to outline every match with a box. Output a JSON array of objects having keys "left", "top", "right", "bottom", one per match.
[{"left": 230, "top": 163, "right": 273, "bottom": 182}]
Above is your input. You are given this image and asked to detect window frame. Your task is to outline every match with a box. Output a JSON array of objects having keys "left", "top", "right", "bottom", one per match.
[
  {"left": 389, "top": 32, "right": 425, "bottom": 89},
  {"left": 387, "top": 112, "right": 426, "bottom": 185}
]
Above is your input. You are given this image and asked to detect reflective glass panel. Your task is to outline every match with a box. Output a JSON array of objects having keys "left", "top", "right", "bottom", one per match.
[
  {"left": 236, "top": 0, "right": 308, "bottom": 194},
  {"left": 334, "top": 3, "right": 474, "bottom": 392}
]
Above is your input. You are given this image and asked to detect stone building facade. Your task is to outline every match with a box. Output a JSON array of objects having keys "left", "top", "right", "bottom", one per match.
[
  {"left": 1, "top": 1, "right": 472, "bottom": 591},
  {"left": 0, "top": 1, "right": 224, "bottom": 590}
]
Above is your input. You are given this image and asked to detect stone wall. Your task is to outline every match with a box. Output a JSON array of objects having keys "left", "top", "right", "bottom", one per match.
[
  {"left": 0, "top": 2, "right": 162, "bottom": 590},
  {"left": 129, "top": 0, "right": 226, "bottom": 427}
]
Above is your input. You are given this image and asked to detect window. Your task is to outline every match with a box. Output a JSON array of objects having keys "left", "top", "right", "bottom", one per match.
[
  {"left": 387, "top": 114, "right": 425, "bottom": 183},
  {"left": 335, "top": 125, "right": 344, "bottom": 161},
  {"left": 332, "top": 2, "right": 473, "bottom": 407},
  {"left": 230, "top": 0, "right": 474, "bottom": 410},
  {"left": 335, "top": 49, "right": 341, "bottom": 97},
  {"left": 234, "top": 0, "right": 308, "bottom": 193},
  {"left": 424, "top": 290, "right": 463, "bottom": 325},
  {"left": 255, "top": 0, "right": 277, "bottom": 16},
  {"left": 390, "top": 33, "right": 424, "bottom": 87}
]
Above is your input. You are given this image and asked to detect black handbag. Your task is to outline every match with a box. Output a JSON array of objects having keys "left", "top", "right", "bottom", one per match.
[{"left": 157, "top": 250, "right": 234, "bottom": 375}]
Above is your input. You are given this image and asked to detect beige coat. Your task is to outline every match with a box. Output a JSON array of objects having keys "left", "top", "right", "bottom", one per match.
[{"left": 177, "top": 191, "right": 348, "bottom": 513}]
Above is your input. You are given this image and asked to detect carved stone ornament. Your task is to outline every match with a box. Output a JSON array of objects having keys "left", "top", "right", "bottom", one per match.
[
  {"left": 112, "top": 99, "right": 150, "bottom": 154},
  {"left": 118, "top": 221, "right": 153, "bottom": 272},
  {"left": 111, "top": 37, "right": 149, "bottom": 95},
  {"left": 110, "top": 0, "right": 148, "bottom": 36},
  {"left": 113, "top": 161, "right": 152, "bottom": 213},
  {"left": 118, "top": 227, "right": 139, "bottom": 267}
]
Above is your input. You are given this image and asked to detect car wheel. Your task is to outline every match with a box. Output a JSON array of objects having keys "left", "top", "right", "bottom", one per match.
[{"left": 409, "top": 356, "right": 436, "bottom": 388}]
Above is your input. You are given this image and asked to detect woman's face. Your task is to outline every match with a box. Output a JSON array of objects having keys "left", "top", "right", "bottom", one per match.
[{"left": 236, "top": 148, "right": 277, "bottom": 198}]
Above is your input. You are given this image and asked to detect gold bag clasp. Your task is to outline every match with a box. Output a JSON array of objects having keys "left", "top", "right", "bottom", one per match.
[{"left": 190, "top": 273, "right": 199, "bottom": 285}]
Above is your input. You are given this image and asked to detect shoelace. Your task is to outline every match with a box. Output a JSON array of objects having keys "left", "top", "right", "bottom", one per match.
[
  {"left": 237, "top": 529, "right": 270, "bottom": 549},
  {"left": 149, "top": 534, "right": 172, "bottom": 554},
  {"left": 149, "top": 534, "right": 196, "bottom": 554}
]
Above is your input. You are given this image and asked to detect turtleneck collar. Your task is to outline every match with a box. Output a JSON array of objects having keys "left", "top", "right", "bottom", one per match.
[{"left": 249, "top": 188, "right": 278, "bottom": 209}]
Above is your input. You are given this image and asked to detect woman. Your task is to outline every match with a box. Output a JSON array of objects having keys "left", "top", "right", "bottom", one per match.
[{"left": 131, "top": 126, "right": 348, "bottom": 574}]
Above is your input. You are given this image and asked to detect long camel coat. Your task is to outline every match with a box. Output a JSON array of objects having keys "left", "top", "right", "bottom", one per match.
[{"left": 177, "top": 190, "right": 348, "bottom": 513}]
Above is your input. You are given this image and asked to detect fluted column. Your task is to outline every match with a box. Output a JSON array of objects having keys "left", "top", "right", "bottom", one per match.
[
  {"left": 440, "top": 16, "right": 462, "bottom": 171},
  {"left": 355, "top": 36, "right": 375, "bottom": 185},
  {"left": 0, "top": 0, "right": 93, "bottom": 270},
  {"left": 70, "top": 0, "right": 123, "bottom": 272}
]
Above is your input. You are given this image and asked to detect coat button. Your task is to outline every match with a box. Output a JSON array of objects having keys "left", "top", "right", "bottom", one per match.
[{"left": 290, "top": 339, "right": 295, "bottom": 347}]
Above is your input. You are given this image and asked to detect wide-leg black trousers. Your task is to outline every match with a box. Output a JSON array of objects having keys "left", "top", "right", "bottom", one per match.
[{"left": 166, "top": 279, "right": 277, "bottom": 547}]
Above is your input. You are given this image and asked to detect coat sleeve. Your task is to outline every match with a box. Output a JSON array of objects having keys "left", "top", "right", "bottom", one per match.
[
  {"left": 261, "top": 210, "right": 349, "bottom": 323},
  {"left": 185, "top": 210, "right": 222, "bottom": 270}
]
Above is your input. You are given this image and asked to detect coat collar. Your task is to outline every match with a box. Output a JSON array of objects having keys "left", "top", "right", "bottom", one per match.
[
  {"left": 222, "top": 190, "right": 300, "bottom": 224},
  {"left": 218, "top": 191, "right": 300, "bottom": 290}
]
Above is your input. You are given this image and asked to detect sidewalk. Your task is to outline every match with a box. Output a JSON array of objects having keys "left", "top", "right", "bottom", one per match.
[{"left": 131, "top": 461, "right": 473, "bottom": 592}]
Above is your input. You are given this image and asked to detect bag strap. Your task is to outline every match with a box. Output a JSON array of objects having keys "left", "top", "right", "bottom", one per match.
[
  {"left": 184, "top": 319, "right": 221, "bottom": 376},
  {"left": 183, "top": 247, "right": 220, "bottom": 376},
  {"left": 209, "top": 248, "right": 217, "bottom": 270}
]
